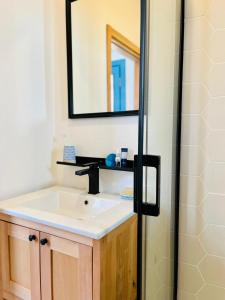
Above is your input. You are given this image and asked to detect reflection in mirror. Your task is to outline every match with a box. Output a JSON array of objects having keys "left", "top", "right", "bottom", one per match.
[
  {"left": 107, "top": 25, "right": 140, "bottom": 112},
  {"left": 68, "top": 0, "right": 140, "bottom": 118}
]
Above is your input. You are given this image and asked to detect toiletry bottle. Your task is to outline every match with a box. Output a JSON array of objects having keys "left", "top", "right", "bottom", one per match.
[
  {"left": 115, "top": 149, "right": 121, "bottom": 167},
  {"left": 121, "top": 148, "right": 128, "bottom": 167}
]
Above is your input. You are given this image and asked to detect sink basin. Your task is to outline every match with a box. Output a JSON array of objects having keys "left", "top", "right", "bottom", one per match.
[
  {"left": 0, "top": 186, "right": 134, "bottom": 239},
  {"left": 19, "top": 191, "right": 120, "bottom": 221}
]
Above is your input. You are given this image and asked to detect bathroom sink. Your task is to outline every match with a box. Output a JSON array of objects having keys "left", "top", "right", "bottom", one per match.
[
  {"left": 19, "top": 191, "right": 120, "bottom": 221},
  {"left": 0, "top": 186, "right": 134, "bottom": 239}
]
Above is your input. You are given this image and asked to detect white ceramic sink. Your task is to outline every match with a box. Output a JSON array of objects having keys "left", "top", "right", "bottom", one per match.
[
  {"left": 0, "top": 186, "right": 134, "bottom": 239},
  {"left": 19, "top": 191, "right": 120, "bottom": 221}
]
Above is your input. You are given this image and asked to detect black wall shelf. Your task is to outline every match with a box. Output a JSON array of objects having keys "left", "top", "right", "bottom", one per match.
[{"left": 56, "top": 156, "right": 134, "bottom": 173}]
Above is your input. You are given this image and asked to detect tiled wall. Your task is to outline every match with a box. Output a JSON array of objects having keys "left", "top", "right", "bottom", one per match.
[{"left": 178, "top": 0, "right": 225, "bottom": 299}]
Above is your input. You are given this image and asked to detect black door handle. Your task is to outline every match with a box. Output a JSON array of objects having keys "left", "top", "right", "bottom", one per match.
[
  {"left": 40, "top": 238, "right": 48, "bottom": 246},
  {"left": 28, "top": 235, "right": 37, "bottom": 242},
  {"left": 134, "top": 154, "right": 161, "bottom": 217}
]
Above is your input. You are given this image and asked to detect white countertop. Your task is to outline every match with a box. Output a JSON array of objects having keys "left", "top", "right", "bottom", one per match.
[{"left": 0, "top": 186, "right": 135, "bottom": 240}]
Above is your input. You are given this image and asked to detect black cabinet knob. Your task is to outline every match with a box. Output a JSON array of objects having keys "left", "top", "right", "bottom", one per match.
[
  {"left": 40, "top": 238, "right": 48, "bottom": 246},
  {"left": 28, "top": 235, "right": 36, "bottom": 242}
]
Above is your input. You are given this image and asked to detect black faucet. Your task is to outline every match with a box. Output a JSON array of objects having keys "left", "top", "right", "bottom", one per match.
[{"left": 75, "top": 162, "right": 99, "bottom": 195}]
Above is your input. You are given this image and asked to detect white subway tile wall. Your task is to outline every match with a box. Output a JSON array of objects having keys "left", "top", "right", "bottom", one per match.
[{"left": 178, "top": 0, "right": 225, "bottom": 299}]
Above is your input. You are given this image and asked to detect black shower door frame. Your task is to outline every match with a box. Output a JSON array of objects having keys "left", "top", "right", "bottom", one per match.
[{"left": 135, "top": 0, "right": 185, "bottom": 299}]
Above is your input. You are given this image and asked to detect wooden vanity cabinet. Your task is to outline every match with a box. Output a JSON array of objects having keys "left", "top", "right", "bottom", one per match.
[
  {"left": 40, "top": 233, "right": 92, "bottom": 300},
  {"left": 0, "top": 215, "right": 137, "bottom": 300},
  {"left": 0, "top": 222, "right": 41, "bottom": 300}
]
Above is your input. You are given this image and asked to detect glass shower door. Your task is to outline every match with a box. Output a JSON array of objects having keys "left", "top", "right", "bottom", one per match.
[{"left": 135, "top": 0, "right": 184, "bottom": 299}]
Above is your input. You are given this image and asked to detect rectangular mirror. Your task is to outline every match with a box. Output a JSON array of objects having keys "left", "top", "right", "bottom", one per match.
[{"left": 66, "top": 0, "right": 141, "bottom": 118}]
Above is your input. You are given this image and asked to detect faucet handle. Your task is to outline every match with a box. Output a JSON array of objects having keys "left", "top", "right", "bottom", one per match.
[{"left": 74, "top": 161, "right": 100, "bottom": 195}]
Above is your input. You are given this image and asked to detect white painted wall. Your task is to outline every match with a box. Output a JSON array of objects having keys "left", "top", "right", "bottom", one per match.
[
  {"left": 0, "top": 0, "right": 55, "bottom": 200},
  {"left": 48, "top": 0, "right": 139, "bottom": 194},
  {"left": 0, "top": 0, "right": 138, "bottom": 199}
]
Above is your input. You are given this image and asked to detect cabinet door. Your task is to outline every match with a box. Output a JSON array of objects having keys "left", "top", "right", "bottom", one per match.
[
  {"left": 40, "top": 233, "right": 92, "bottom": 300},
  {"left": 0, "top": 222, "right": 41, "bottom": 300}
]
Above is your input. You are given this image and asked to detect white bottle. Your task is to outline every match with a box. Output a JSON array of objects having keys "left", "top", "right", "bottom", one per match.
[{"left": 115, "top": 149, "right": 121, "bottom": 167}]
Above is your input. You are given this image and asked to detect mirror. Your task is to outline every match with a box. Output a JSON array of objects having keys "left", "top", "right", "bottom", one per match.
[{"left": 66, "top": 0, "right": 141, "bottom": 118}]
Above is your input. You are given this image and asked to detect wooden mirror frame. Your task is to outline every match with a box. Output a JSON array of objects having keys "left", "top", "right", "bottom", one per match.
[{"left": 106, "top": 25, "right": 141, "bottom": 113}]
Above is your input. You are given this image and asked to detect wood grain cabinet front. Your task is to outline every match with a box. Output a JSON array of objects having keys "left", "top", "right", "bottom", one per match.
[
  {"left": 0, "top": 222, "right": 41, "bottom": 300},
  {"left": 40, "top": 233, "right": 92, "bottom": 300},
  {"left": 0, "top": 222, "right": 92, "bottom": 300},
  {"left": 0, "top": 215, "right": 137, "bottom": 300}
]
